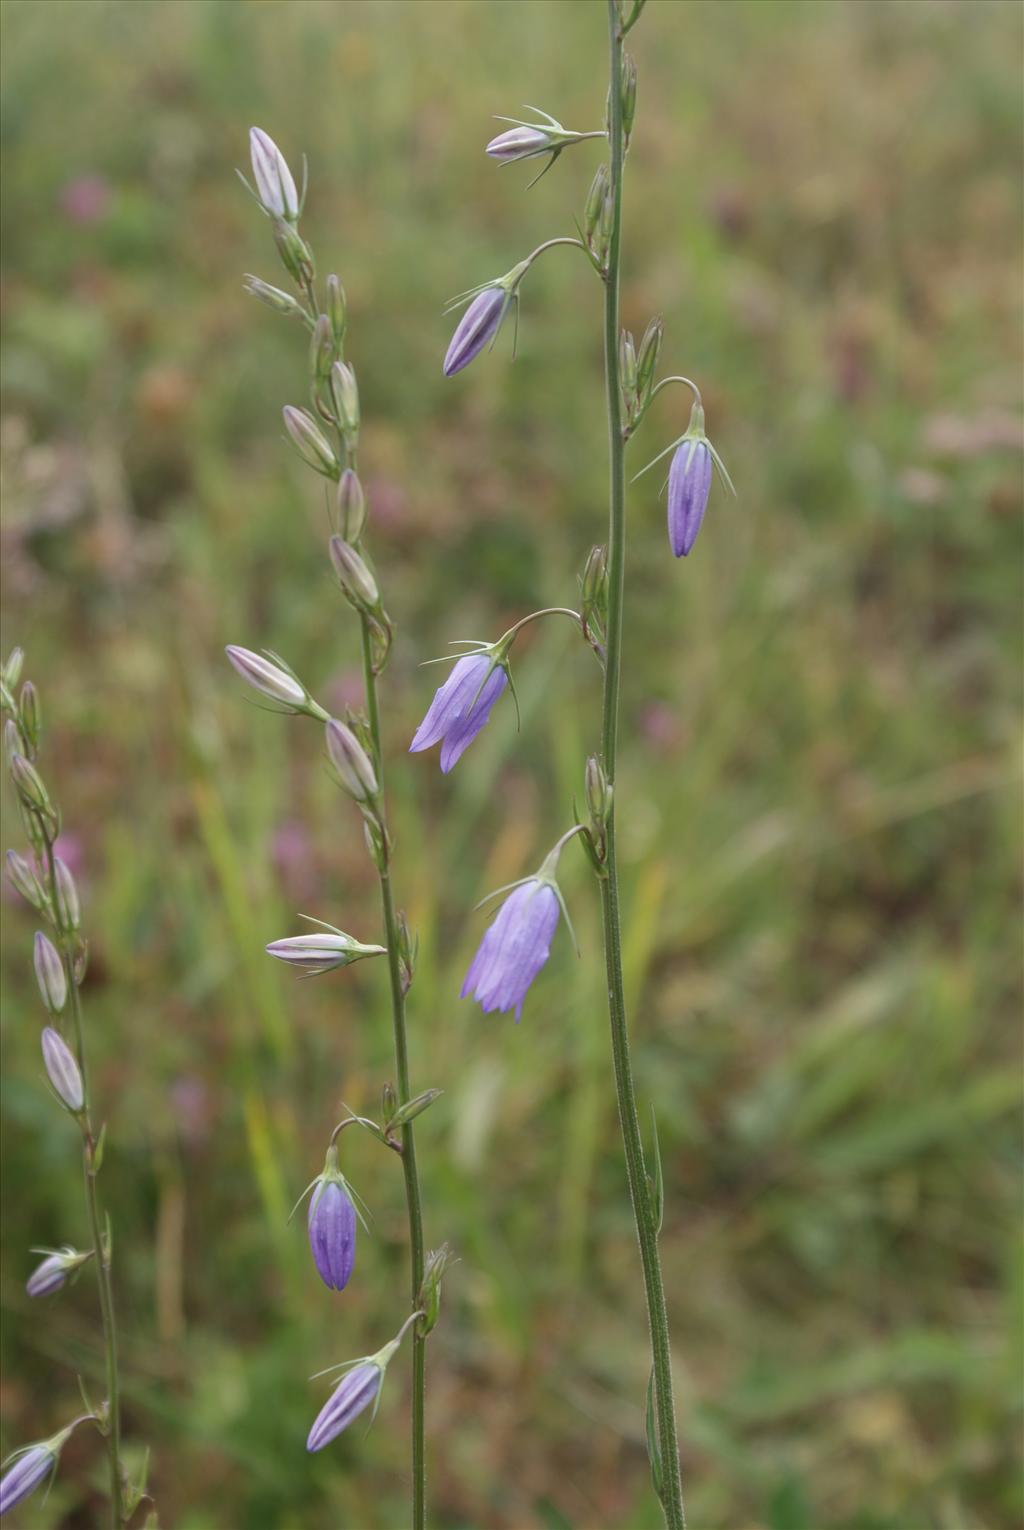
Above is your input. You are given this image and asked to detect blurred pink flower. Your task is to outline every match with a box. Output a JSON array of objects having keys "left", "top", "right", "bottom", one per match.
[
  {"left": 326, "top": 668, "right": 365, "bottom": 714},
  {"left": 58, "top": 174, "right": 110, "bottom": 225},
  {"left": 271, "top": 819, "right": 318, "bottom": 902},
  {"left": 639, "top": 702, "right": 681, "bottom": 753}
]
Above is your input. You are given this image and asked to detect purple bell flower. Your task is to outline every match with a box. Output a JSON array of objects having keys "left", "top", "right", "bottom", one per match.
[
  {"left": 0, "top": 1443, "right": 57, "bottom": 1517},
  {"left": 409, "top": 653, "right": 508, "bottom": 773},
  {"left": 667, "top": 437, "right": 713, "bottom": 557},
  {"left": 443, "top": 288, "right": 506, "bottom": 377},
  {"left": 26, "top": 1246, "right": 90, "bottom": 1299},
  {"left": 307, "top": 1362, "right": 382, "bottom": 1452},
  {"left": 308, "top": 1178, "right": 357, "bottom": 1292},
  {"left": 461, "top": 878, "right": 561, "bottom": 1021}
]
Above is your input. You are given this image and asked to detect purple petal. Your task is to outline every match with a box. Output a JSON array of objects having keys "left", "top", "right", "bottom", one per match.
[
  {"left": 444, "top": 288, "right": 506, "bottom": 377},
  {"left": 0, "top": 1446, "right": 55, "bottom": 1516},
  {"left": 409, "top": 654, "right": 488, "bottom": 754},
  {"left": 308, "top": 1181, "right": 356, "bottom": 1291},
  {"left": 667, "top": 439, "right": 713, "bottom": 557},
  {"left": 306, "top": 1363, "right": 381, "bottom": 1452},
  {"left": 439, "top": 667, "right": 508, "bottom": 773},
  {"left": 461, "top": 881, "right": 560, "bottom": 1020}
]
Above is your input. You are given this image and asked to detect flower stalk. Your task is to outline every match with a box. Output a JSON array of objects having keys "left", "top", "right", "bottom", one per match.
[{"left": 600, "top": 4, "right": 685, "bottom": 1523}]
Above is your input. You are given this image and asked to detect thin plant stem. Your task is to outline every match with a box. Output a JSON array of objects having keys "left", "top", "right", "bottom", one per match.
[
  {"left": 358, "top": 616, "right": 427, "bottom": 1529},
  {"left": 42, "top": 842, "right": 123, "bottom": 1528},
  {"left": 600, "top": 4, "right": 685, "bottom": 1526}
]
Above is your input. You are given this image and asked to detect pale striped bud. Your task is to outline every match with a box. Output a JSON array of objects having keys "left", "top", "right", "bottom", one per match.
[
  {"left": 249, "top": 127, "right": 299, "bottom": 221},
  {"left": 282, "top": 406, "right": 339, "bottom": 478},
  {"left": 33, "top": 932, "right": 67, "bottom": 1016},
  {"left": 225, "top": 646, "right": 308, "bottom": 712},
  {"left": 325, "top": 718, "right": 377, "bottom": 802},
  {"left": 41, "top": 1026, "right": 83, "bottom": 1112}
]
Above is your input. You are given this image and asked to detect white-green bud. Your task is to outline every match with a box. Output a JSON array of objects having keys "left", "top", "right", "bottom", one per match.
[
  {"left": 329, "top": 537, "right": 380, "bottom": 611},
  {"left": 325, "top": 718, "right": 378, "bottom": 802},
  {"left": 33, "top": 931, "right": 67, "bottom": 1015},
  {"left": 282, "top": 405, "right": 339, "bottom": 478}
]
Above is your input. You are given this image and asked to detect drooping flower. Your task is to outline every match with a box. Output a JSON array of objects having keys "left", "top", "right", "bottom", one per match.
[
  {"left": 409, "top": 653, "right": 508, "bottom": 773},
  {"left": 667, "top": 437, "right": 713, "bottom": 558},
  {"left": 307, "top": 1362, "right": 382, "bottom": 1452},
  {"left": 26, "top": 1246, "right": 91, "bottom": 1299},
  {"left": 266, "top": 927, "right": 385, "bottom": 976},
  {"left": 443, "top": 287, "right": 508, "bottom": 377},
  {"left": 308, "top": 1177, "right": 357, "bottom": 1292},
  {"left": 41, "top": 1026, "right": 83, "bottom": 1113},
  {"left": 461, "top": 878, "right": 561, "bottom": 1021},
  {"left": 0, "top": 1441, "right": 58, "bottom": 1517},
  {"left": 249, "top": 127, "right": 299, "bottom": 221}
]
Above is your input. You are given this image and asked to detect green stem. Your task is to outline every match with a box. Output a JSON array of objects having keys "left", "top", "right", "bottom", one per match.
[
  {"left": 359, "top": 617, "right": 427, "bottom": 1530},
  {"left": 600, "top": 5, "right": 685, "bottom": 1527},
  {"left": 44, "top": 845, "right": 123, "bottom": 1527}
]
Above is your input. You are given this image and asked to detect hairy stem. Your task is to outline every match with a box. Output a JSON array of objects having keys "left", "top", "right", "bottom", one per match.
[
  {"left": 600, "top": 4, "right": 685, "bottom": 1526},
  {"left": 45, "top": 846, "right": 123, "bottom": 1526},
  {"left": 359, "top": 617, "right": 427, "bottom": 1530}
]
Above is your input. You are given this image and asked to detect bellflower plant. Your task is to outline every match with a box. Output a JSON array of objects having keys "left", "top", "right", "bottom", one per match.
[
  {"left": 1, "top": 652, "right": 154, "bottom": 1527},
  {"left": 227, "top": 129, "right": 451, "bottom": 1529},
  {"left": 416, "top": 5, "right": 736, "bottom": 1525}
]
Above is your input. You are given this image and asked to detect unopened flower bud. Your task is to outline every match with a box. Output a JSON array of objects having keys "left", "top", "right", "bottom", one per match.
[
  {"left": 417, "top": 1243, "right": 453, "bottom": 1336},
  {"left": 243, "top": 274, "right": 303, "bottom": 317},
  {"left": 636, "top": 315, "right": 663, "bottom": 401},
  {"left": 326, "top": 274, "right": 347, "bottom": 347},
  {"left": 0, "top": 1439, "right": 58, "bottom": 1516},
  {"left": 249, "top": 127, "right": 299, "bottom": 221},
  {"left": 584, "top": 164, "right": 610, "bottom": 243},
  {"left": 33, "top": 933, "right": 67, "bottom": 1016},
  {"left": 329, "top": 537, "right": 379, "bottom": 612},
  {"left": 4, "top": 718, "right": 22, "bottom": 769},
  {"left": 10, "top": 753, "right": 54, "bottom": 822},
  {"left": 310, "top": 314, "right": 335, "bottom": 384},
  {"left": 388, "top": 1088, "right": 443, "bottom": 1132},
  {"left": 336, "top": 469, "right": 367, "bottom": 542},
  {"left": 325, "top": 718, "right": 378, "bottom": 802},
  {"left": 306, "top": 1360, "right": 383, "bottom": 1452},
  {"left": 329, "top": 361, "right": 359, "bottom": 439},
  {"left": 53, "top": 857, "right": 80, "bottom": 931},
  {"left": 5, "top": 850, "right": 49, "bottom": 913},
  {"left": 581, "top": 545, "right": 609, "bottom": 658},
  {"left": 396, "top": 910, "right": 416, "bottom": 995},
  {"left": 18, "top": 682, "right": 40, "bottom": 752},
  {"left": 307, "top": 1146, "right": 358, "bottom": 1290},
  {"left": 272, "top": 218, "right": 315, "bottom": 285},
  {"left": 41, "top": 1026, "right": 82, "bottom": 1111},
  {"left": 620, "top": 330, "right": 638, "bottom": 405},
  {"left": 282, "top": 405, "right": 339, "bottom": 478},
  {"left": 266, "top": 928, "right": 385, "bottom": 975},
  {"left": 225, "top": 645, "right": 309, "bottom": 711},
  {"left": 2, "top": 646, "right": 25, "bottom": 691},
  {"left": 621, "top": 52, "right": 638, "bottom": 141},
  {"left": 585, "top": 756, "right": 613, "bottom": 827},
  {"left": 26, "top": 1246, "right": 91, "bottom": 1298}
]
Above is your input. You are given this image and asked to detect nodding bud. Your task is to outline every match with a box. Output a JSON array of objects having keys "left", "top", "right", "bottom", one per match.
[
  {"left": 443, "top": 286, "right": 508, "bottom": 377},
  {"left": 10, "top": 753, "right": 55, "bottom": 823},
  {"left": 3, "top": 647, "right": 25, "bottom": 690},
  {"left": 282, "top": 405, "right": 339, "bottom": 478},
  {"left": 306, "top": 1361, "right": 384, "bottom": 1452},
  {"left": 249, "top": 126, "right": 300, "bottom": 221},
  {"left": 5, "top": 850, "right": 49, "bottom": 914},
  {"left": 243, "top": 275, "right": 303, "bottom": 317},
  {"left": 33, "top": 933, "right": 67, "bottom": 1016},
  {"left": 326, "top": 275, "right": 347, "bottom": 347},
  {"left": 329, "top": 538, "right": 379, "bottom": 612},
  {"left": 325, "top": 718, "right": 378, "bottom": 802},
  {"left": 621, "top": 52, "right": 638, "bottom": 141},
  {"left": 417, "top": 1242, "right": 453, "bottom": 1336},
  {"left": 26, "top": 1246, "right": 91, "bottom": 1298},
  {"left": 336, "top": 469, "right": 367, "bottom": 543},
  {"left": 272, "top": 218, "right": 315, "bottom": 285},
  {"left": 636, "top": 316, "right": 663, "bottom": 401},
  {"left": 41, "top": 1026, "right": 83, "bottom": 1111},
  {"left": 18, "top": 683, "right": 40, "bottom": 752},
  {"left": 225, "top": 645, "right": 309, "bottom": 712},
  {"left": 53, "top": 857, "right": 80, "bottom": 931},
  {"left": 310, "top": 314, "right": 336, "bottom": 383},
  {"left": 585, "top": 756, "right": 613, "bottom": 827},
  {"left": 329, "top": 361, "right": 360, "bottom": 439},
  {"left": 0, "top": 1439, "right": 59, "bottom": 1517}
]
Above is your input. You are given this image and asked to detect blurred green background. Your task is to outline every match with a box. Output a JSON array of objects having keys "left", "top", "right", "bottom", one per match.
[{"left": 1, "top": 1, "right": 1021, "bottom": 1526}]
